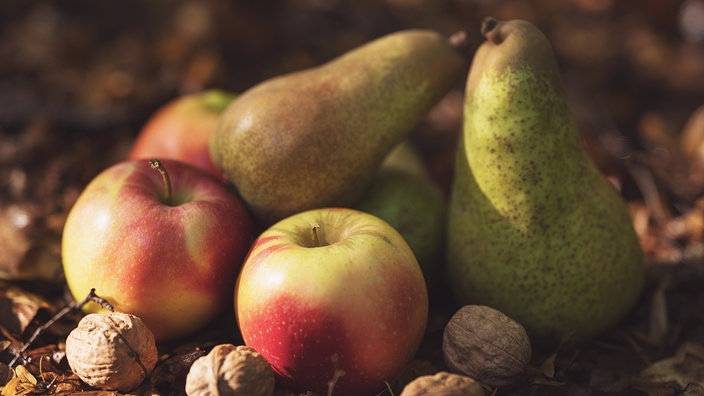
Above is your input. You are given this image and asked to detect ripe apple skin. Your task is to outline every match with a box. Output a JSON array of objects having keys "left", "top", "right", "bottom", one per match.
[
  {"left": 235, "top": 208, "right": 428, "bottom": 396},
  {"left": 128, "top": 90, "right": 235, "bottom": 177},
  {"left": 62, "top": 159, "right": 253, "bottom": 341}
]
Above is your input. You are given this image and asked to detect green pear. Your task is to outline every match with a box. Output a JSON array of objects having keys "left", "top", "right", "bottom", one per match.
[
  {"left": 211, "top": 30, "right": 467, "bottom": 225},
  {"left": 447, "top": 18, "right": 644, "bottom": 340},
  {"left": 356, "top": 142, "right": 446, "bottom": 287}
]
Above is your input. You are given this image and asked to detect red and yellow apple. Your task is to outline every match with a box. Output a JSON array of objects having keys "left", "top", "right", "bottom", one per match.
[
  {"left": 61, "top": 159, "right": 253, "bottom": 341},
  {"left": 128, "top": 90, "right": 235, "bottom": 177},
  {"left": 235, "top": 207, "right": 428, "bottom": 396}
]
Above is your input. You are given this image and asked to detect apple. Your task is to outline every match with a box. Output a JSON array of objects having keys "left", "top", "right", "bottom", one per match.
[
  {"left": 235, "top": 208, "right": 428, "bottom": 396},
  {"left": 128, "top": 90, "right": 235, "bottom": 177},
  {"left": 62, "top": 159, "right": 253, "bottom": 341}
]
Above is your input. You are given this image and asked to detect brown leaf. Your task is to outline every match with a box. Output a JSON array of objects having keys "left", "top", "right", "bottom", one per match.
[
  {"left": 51, "top": 373, "right": 85, "bottom": 394},
  {"left": 0, "top": 205, "right": 33, "bottom": 280},
  {"left": 680, "top": 105, "right": 704, "bottom": 166},
  {"left": 0, "top": 363, "right": 11, "bottom": 387},
  {"left": 149, "top": 349, "right": 205, "bottom": 394},
  {"left": 635, "top": 342, "right": 704, "bottom": 393},
  {"left": 1, "top": 365, "right": 37, "bottom": 396},
  {"left": 0, "top": 203, "right": 63, "bottom": 283},
  {"left": 0, "top": 285, "right": 50, "bottom": 335},
  {"left": 24, "top": 343, "right": 67, "bottom": 376}
]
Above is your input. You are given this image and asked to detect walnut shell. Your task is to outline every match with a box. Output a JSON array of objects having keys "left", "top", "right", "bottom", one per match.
[
  {"left": 185, "top": 344, "right": 275, "bottom": 396},
  {"left": 442, "top": 305, "right": 531, "bottom": 387},
  {"left": 400, "top": 372, "right": 486, "bottom": 396},
  {"left": 65, "top": 312, "right": 158, "bottom": 392}
]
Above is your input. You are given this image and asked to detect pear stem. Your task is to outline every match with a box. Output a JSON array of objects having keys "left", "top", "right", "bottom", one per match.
[
  {"left": 311, "top": 223, "right": 321, "bottom": 247},
  {"left": 149, "top": 159, "right": 172, "bottom": 205},
  {"left": 481, "top": 17, "right": 503, "bottom": 44}
]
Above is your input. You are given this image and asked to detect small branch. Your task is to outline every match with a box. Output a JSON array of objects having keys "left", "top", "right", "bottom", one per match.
[
  {"left": 9, "top": 288, "right": 113, "bottom": 367},
  {"left": 625, "top": 161, "right": 669, "bottom": 225},
  {"left": 327, "top": 353, "right": 345, "bottom": 396}
]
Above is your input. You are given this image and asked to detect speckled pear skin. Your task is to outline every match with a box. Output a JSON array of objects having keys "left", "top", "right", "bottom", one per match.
[
  {"left": 211, "top": 30, "right": 467, "bottom": 225},
  {"left": 447, "top": 18, "right": 644, "bottom": 340}
]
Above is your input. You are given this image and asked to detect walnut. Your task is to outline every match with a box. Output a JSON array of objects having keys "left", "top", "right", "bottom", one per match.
[
  {"left": 442, "top": 305, "right": 531, "bottom": 387},
  {"left": 400, "top": 372, "right": 486, "bottom": 396},
  {"left": 65, "top": 312, "right": 158, "bottom": 392},
  {"left": 185, "top": 344, "right": 275, "bottom": 396}
]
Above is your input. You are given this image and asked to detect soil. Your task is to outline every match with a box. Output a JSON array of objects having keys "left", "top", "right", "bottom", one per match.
[{"left": 1, "top": 1, "right": 704, "bottom": 395}]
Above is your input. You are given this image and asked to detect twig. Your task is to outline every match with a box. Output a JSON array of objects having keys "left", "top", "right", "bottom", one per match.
[
  {"left": 9, "top": 288, "right": 113, "bottom": 367},
  {"left": 625, "top": 160, "right": 669, "bottom": 225},
  {"left": 327, "top": 353, "right": 346, "bottom": 396}
]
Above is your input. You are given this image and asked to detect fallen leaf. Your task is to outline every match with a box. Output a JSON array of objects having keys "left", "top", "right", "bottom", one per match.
[
  {"left": 1, "top": 365, "right": 38, "bottom": 396},
  {"left": 680, "top": 105, "right": 704, "bottom": 164},
  {"left": 0, "top": 363, "right": 10, "bottom": 387},
  {"left": 541, "top": 353, "right": 558, "bottom": 379},
  {"left": 0, "top": 205, "right": 33, "bottom": 280},
  {"left": 150, "top": 349, "right": 205, "bottom": 394},
  {"left": 0, "top": 200, "right": 63, "bottom": 283},
  {"left": 0, "top": 285, "right": 50, "bottom": 335},
  {"left": 635, "top": 342, "right": 704, "bottom": 394}
]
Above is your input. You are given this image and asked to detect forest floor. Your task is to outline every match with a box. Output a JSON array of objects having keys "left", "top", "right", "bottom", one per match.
[{"left": 1, "top": 1, "right": 704, "bottom": 395}]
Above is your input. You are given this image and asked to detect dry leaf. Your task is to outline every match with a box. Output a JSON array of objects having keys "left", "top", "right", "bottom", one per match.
[
  {"left": 0, "top": 363, "right": 11, "bottom": 387},
  {"left": 1, "top": 365, "right": 38, "bottom": 396},
  {"left": 680, "top": 105, "right": 704, "bottom": 164},
  {"left": 635, "top": 342, "right": 704, "bottom": 394},
  {"left": 0, "top": 203, "right": 63, "bottom": 283},
  {"left": 540, "top": 353, "right": 557, "bottom": 379},
  {"left": 0, "top": 205, "right": 33, "bottom": 280},
  {"left": 0, "top": 285, "right": 50, "bottom": 335},
  {"left": 150, "top": 349, "right": 205, "bottom": 394}
]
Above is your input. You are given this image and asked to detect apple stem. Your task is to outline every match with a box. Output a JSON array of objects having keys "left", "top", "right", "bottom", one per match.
[
  {"left": 311, "top": 223, "right": 321, "bottom": 247},
  {"left": 149, "top": 159, "right": 172, "bottom": 205}
]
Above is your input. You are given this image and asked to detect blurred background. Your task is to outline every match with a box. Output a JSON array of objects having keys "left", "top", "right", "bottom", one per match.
[
  {"left": 0, "top": 0, "right": 703, "bottom": 280},
  {"left": 1, "top": 0, "right": 703, "bottom": 277},
  {"left": 1, "top": 0, "right": 702, "bottom": 182}
]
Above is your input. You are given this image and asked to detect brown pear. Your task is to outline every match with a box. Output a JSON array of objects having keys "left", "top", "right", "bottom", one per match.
[{"left": 211, "top": 30, "right": 467, "bottom": 224}]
